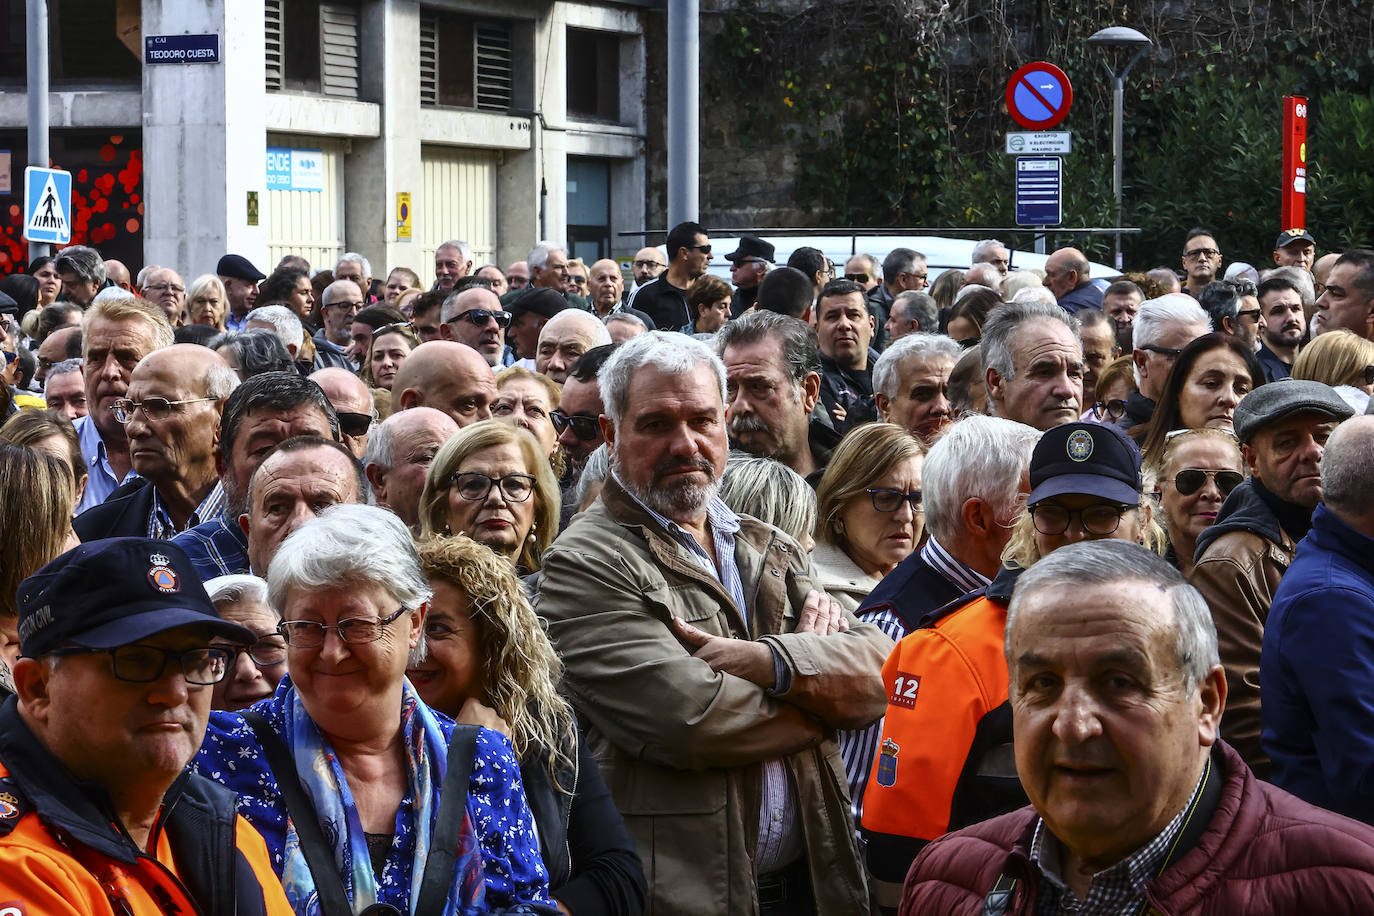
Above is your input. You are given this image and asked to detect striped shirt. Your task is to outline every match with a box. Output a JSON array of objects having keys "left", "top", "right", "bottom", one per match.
[
  {"left": 617, "top": 475, "right": 803, "bottom": 874},
  {"left": 148, "top": 481, "right": 226, "bottom": 541}
]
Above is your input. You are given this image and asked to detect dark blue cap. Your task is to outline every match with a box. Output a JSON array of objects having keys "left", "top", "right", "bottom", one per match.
[
  {"left": 216, "top": 253, "right": 266, "bottom": 282},
  {"left": 1029, "top": 421, "right": 1143, "bottom": 507},
  {"left": 16, "top": 538, "right": 255, "bottom": 658}
]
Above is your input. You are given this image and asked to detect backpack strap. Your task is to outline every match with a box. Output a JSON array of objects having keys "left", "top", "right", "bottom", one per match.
[
  {"left": 414, "top": 724, "right": 481, "bottom": 915},
  {"left": 240, "top": 710, "right": 355, "bottom": 916}
]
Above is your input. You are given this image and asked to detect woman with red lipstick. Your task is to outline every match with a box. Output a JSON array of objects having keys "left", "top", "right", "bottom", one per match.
[
  {"left": 813, "top": 423, "right": 926, "bottom": 612},
  {"left": 418, "top": 420, "right": 560, "bottom": 574},
  {"left": 1149, "top": 428, "right": 1245, "bottom": 576},
  {"left": 410, "top": 535, "right": 647, "bottom": 915}
]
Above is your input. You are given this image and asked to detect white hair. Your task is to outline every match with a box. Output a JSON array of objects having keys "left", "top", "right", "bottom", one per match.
[
  {"left": 1322, "top": 416, "right": 1374, "bottom": 516},
  {"left": 527, "top": 241, "right": 567, "bottom": 271},
  {"left": 971, "top": 239, "right": 1009, "bottom": 263},
  {"left": 438, "top": 240, "right": 473, "bottom": 263},
  {"left": 136, "top": 265, "right": 161, "bottom": 287},
  {"left": 604, "top": 312, "right": 647, "bottom": 332},
  {"left": 1001, "top": 270, "right": 1044, "bottom": 302},
  {"left": 1010, "top": 286, "right": 1058, "bottom": 307},
  {"left": 923, "top": 415, "right": 1040, "bottom": 543},
  {"left": 92, "top": 286, "right": 137, "bottom": 304},
  {"left": 872, "top": 332, "right": 962, "bottom": 400},
  {"left": 598, "top": 330, "right": 727, "bottom": 428},
  {"left": 245, "top": 305, "right": 305, "bottom": 350},
  {"left": 43, "top": 358, "right": 82, "bottom": 397},
  {"left": 205, "top": 574, "right": 274, "bottom": 618},
  {"left": 337, "top": 251, "right": 372, "bottom": 279},
  {"left": 204, "top": 361, "right": 241, "bottom": 400},
  {"left": 1132, "top": 294, "right": 1212, "bottom": 386}
]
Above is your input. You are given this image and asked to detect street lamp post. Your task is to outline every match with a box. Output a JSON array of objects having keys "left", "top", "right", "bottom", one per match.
[{"left": 1087, "top": 26, "right": 1152, "bottom": 271}]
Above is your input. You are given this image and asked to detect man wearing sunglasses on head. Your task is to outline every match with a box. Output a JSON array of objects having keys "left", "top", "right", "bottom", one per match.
[
  {"left": 75, "top": 345, "right": 239, "bottom": 543},
  {"left": 439, "top": 285, "right": 511, "bottom": 368},
  {"left": 626, "top": 221, "right": 712, "bottom": 332},
  {"left": 0, "top": 538, "right": 292, "bottom": 914},
  {"left": 1191, "top": 381, "right": 1354, "bottom": 778}
]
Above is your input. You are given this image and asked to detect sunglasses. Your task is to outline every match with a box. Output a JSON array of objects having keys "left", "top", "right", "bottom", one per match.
[
  {"left": 550, "top": 409, "right": 600, "bottom": 441},
  {"left": 336, "top": 411, "right": 375, "bottom": 437},
  {"left": 845, "top": 273, "right": 870, "bottom": 283},
  {"left": 450, "top": 308, "right": 512, "bottom": 329},
  {"left": 1171, "top": 468, "right": 1244, "bottom": 497}
]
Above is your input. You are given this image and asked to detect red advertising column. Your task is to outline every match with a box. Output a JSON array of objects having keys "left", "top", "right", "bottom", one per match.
[{"left": 1282, "top": 96, "right": 1307, "bottom": 231}]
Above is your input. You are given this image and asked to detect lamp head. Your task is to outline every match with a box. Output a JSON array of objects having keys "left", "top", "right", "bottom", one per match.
[{"left": 1087, "top": 26, "right": 1153, "bottom": 49}]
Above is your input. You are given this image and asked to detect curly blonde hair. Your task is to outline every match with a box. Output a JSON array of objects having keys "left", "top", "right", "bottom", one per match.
[
  {"left": 417, "top": 420, "right": 560, "bottom": 571},
  {"left": 416, "top": 535, "right": 576, "bottom": 787}
]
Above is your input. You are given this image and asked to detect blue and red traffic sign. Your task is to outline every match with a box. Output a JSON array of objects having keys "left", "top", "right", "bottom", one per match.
[{"left": 1006, "top": 62, "right": 1074, "bottom": 130}]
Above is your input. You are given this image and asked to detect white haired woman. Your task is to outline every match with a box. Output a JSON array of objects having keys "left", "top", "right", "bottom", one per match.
[
  {"left": 205, "top": 574, "right": 287, "bottom": 711},
  {"left": 193, "top": 504, "right": 553, "bottom": 915}
]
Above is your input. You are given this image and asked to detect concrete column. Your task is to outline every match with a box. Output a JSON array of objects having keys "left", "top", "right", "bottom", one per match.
[
  {"left": 142, "top": 0, "right": 268, "bottom": 277},
  {"left": 346, "top": 0, "right": 422, "bottom": 281}
]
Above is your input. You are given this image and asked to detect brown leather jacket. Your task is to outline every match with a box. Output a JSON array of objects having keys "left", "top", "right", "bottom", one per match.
[
  {"left": 537, "top": 477, "right": 889, "bottom": 915},
  {"left": 1188, "top": 479, "right": 1297, "bottom": 781}
]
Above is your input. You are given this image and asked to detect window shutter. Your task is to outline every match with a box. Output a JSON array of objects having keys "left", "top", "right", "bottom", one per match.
[
  {"left": 264, "top": 0, "right": 283, "bottom": 91},
  {"left": 320, "top": 3, "right": 360, "bottom": 98},
  {"left": 419, "top": 11, "right": 438, "bottom": 106},
  {"left": 475, "top": 22, "right": 512, "bottom": 112}
]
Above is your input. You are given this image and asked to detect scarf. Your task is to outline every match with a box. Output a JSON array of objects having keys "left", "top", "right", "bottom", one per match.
[{"left": 278, "top": 680, "right": 486, "bottom": 915}]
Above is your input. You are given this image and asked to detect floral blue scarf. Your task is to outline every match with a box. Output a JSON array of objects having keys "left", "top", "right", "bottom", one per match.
[{"left": 278, "top": 680, "right": 486, "bottom": 915}]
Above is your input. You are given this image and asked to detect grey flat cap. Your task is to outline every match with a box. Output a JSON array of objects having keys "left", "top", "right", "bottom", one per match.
[{"left": 1233, "top": 379, "right": 1354, "bottom": 443}]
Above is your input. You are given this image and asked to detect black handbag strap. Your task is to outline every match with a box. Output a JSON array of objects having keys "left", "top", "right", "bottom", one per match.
[
  {"left": 415, "top": 724, "right": 481, "bottom": 915},
  {"left": 241, "top": 710, "right": 356, "bottom": 916}
]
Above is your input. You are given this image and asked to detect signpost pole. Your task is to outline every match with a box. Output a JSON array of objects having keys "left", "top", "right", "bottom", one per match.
[
  {"left": 26, "top": 0, "right": 49, "bottom": 262},
  {"left": 1111, "top": 72, "right": 1123, "bottom": 271}
]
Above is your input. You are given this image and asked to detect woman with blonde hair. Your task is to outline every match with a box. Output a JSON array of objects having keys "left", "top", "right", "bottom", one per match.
[
  {"left": 1292, "top": 328, "right": 1374, "bottom": 412},
  {"left": 410, "top": 535, "right": 646, "bottom": 913},
  {"left": 1145, "top": 428, "right": 1245, "bottom": 575},
  {"left": 813, "top": 423, "right": 926, "bottom": 611},
  {"left": 419, "top": 419, "right": 559, "bottom": 573},
  {"left": 493, "top": 366, "right": 563, "bottom": 472},
  {"left": 0, "top": 408, "right": 87, "bottom": 509},
  {"left": 187, "top": 274, "right": 229, "bottom": 330}
]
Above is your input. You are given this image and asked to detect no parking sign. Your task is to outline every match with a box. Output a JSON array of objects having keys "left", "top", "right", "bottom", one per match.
[{"left": 1006, "top": 62, "right": 1074, "bottom": 130}]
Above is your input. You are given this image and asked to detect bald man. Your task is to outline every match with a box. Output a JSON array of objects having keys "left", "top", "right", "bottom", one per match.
[
  {"left": 391, "top": 341, "right": 497, "bottom": 427},
  {"left": 1043, "top": 246, "right": 1102, "bottom": 313},
  {"left": 309, "top": 367, "right": 374, "bottom": 459},
  {"left": 536, "top": 309, "right": 612, "bottom": 384},
  {"left": 364, "top": 407, "right": 459, "bottom": 530},
  {"left": 104, "top": 259, "right": 133, "bottom": 291},
  {"left": 35, "top": 326, "right": 81, "bottom": 384},
  {"left": 142, "top": 266, "right": 187, "bottom": 327},
  {"left": 632, "top": 246, "right": 667, "bottom": 290}
]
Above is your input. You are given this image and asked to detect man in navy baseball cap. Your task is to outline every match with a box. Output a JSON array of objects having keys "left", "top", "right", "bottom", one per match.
[{"left": 0, "top": 538, "right": 289, "bottom": 912}]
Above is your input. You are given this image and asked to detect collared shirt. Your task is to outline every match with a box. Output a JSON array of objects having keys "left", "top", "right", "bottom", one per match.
[
  {"left": 73, "top": 414, "right": 139, "bottom": 514},
  {"left": 225, "top": 311, "right": 249, "bottom": 333},
  {"left": 1030, "top": 766, "right": 1207, "bottom": 914},
  {"left": 148, "top": 480, "right": 226, "bottom": 540},
  {"left": 172, "top": 510, "right": 251, "bottom": 581},
  {"left": 862, "top": 536, "right": 990, "bottom": 642},
  {"left": 616, "top": 473, "right": 803, "bottom": 874}
]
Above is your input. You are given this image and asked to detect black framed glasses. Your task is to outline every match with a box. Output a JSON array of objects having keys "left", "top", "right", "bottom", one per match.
[
  {"left": 1235, "top": 308, "right": 1262, "bottom": 321},
  {"left": 335, "top": 411, "right": 375, "bottom": 437},
  {"left": 450, "top": 471, "right": 535, "bottom": 503},
  {"left": 845, "top": 272, "right": 870, "bottom": 283},
  {"left": 550, "top": 409, "right": 600, "bottom": 441},
  {"left": 1030, "top": 503, "right": 1133, "bottom": 536},
  {"left": 144, "top": 282, "right": 186, "bottom": 295},
  {"left": 1093, "top": 399, "right": 1127, "bottom": 420},
  {"left": 111, "top": 396, "right": 217, "bottom": 423},
  {"left": 277, "top": 606, "right": 408, "bottom": 648},
  {"left": 1139, "top": 344, "right": 1183, "bottom": 359},
  {"left": 216, "top": 636, "right": 289, "bottom": 668},
  {"left": 1172, "top": 469, "right": 1244, "bottom": 497},
  {"left": 867, "top": 488, "right": 923, "bottom": 513},
  {"left": 1183, "top": 248, "right": 1221, "bottom": 260},
  {"left": 324, "top": 300, "right": 363, "bottom": 313},
  {"left": 50, "top": 644, "right": 231, "bottom": 685},
  {"left": 450, "top": 308, "right": 512, "bottom": 329},
  {"left": 634, "top": 259, "right": 664, "bottom": 269}
]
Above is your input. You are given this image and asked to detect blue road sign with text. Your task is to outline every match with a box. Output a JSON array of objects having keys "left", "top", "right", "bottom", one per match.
[{"left": 1014, "top": 156, "right": 1062, "bottom": 226}]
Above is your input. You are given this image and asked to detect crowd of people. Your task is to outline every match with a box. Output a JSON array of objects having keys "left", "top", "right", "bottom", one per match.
[{"left": 2, "top": 224, "right": 1374, "bottom": 914}]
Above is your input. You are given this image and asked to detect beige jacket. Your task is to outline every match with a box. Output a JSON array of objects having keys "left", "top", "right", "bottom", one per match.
[
  {"left": 536, "top": 479, "right": 889, "bottom": 915},
  {"left": 810, "top": 541, "right": 885, "bottom": 615}
]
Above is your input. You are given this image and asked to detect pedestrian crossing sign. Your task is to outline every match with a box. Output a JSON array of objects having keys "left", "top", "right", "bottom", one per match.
[{"left": 23, "top": 166, "right": 73, "bottom": 244}]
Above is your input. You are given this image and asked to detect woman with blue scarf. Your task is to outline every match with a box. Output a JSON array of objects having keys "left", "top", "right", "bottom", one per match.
[{"left": 192, "top": 504, "right": 553, "bottom": 915}]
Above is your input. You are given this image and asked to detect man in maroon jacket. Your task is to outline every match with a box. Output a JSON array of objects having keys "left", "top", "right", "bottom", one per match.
[{"left": 901, "top": 539, "right": 1374, "bottom": 915}]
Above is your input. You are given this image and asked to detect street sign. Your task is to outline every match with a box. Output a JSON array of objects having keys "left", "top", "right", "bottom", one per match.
[
  {"left": 1006, "top": 62, "right": 1074, "bottom": 130},
  {"left": 1006, "top": 131, "right": 1072, "bottom": 155},
  {"left": 1281, "top": 95, "right": 1307, "bottom": 231},
  {"left": 266, "top": 147, "right": 325, "bottom": 192},
  {"left": 1014, "top": 156, "right": 1062, "bottom": 226},
  {"left": 145, "top": 34, "right": 220, "bottom": 64},
  {"left": 23, "top": 166, "right": 73, "bottom": 244},
  {"left": 396, "top": 192, "right": 412, "bottom": 240}
]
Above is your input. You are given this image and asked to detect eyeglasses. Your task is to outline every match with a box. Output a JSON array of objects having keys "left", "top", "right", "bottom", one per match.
[
  {"left": 687, "top": 244, "right": 713, "bottom": 255},
  {"left": 845, "top": 273, "right": 871, "bottom": 283},
  {"left": 866, "top": 488, "right": 923, "bottom": 513},
  {"left": 450, "top": 308, "right": 512, "bottom": 329},
  {"left": 324, "top": 300, "right": 362, "bottom": 312},
  {"left": 551, "top": 409, "right": 600, "bottom": 441},
  {"left": 902, "top": 271, "right": 929, "bottom": 282},
  {"left": 1030, "top": 503, "right": 1133, "bottom": 536},
  {"left": 1183, "top": 248, "right": 1221, "bottom": 261},
  {"left": 1235, "top": 308, "right": 1262, "bottom": 321},
  {"left": 1171, "top": 468, "right": 1244, "bottom": 497},
  {"left": 50, "top": 644, "right": 231, "bottom": 685},
  {"left": 1139, "top": 344, "right": 1183, "bottom": 359},
  {"left": 634, "top": 260, "right": 665, "bottom": 269},
  {"left": 144, "top": 282, "right": 186, "bottom": 294},
  {"left": 569, "top": 276, "right": 587, "bottom": 286},
  {"left": 278, "top": 606, "right": 408, "bottom": 648},
  {"left": 218, "top": 636, "right": 289, "bottom": 668},
  {"left": 111, "top": 396, "right": 217, "bottom": 423},
  {"left": 1093, "top": 399, "right": 1127, "bottom": 420},
  {"left": 335, "top": 411, "right": 374, "bottom": 437},
  {"left": 450, "top": 471, "right": 535, "bottom": 503}
]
